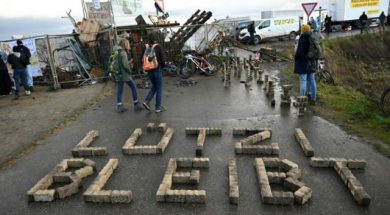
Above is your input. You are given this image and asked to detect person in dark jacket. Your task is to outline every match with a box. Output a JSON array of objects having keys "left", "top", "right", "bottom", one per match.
[
  {"left": 247, "top": 21, "right": 255, "bottom": 44},
  {"left": 359, "top": 12, "right": 368, "bottom": 34},
  {"left": 294, "top": 24, "right": 317, "bottom": 105},
  {"left": 142, "top": 32, "right": 166, "bottom": 113},
  {"left": 13, "top": 40, "right": 33, "bottom": 91},
  {"left": 115, "top": 38, "right": 143, "bottom": 112},
  {"left": 378, "top": 11, "right": 386, "bottom": 32},
  {"left": 0, "top": 54, "right": 12, "bottom": 95},
  {"left": 7, "top": 46, "right": 30, "bottom": 99}
]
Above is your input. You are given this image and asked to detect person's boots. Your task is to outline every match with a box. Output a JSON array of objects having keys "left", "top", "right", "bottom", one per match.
[
  {"left": 134, "top": 102, "right": 143, "bottom": 111},
  {"left": 117, "top": 104, "right": 128, "bottom": 113}
]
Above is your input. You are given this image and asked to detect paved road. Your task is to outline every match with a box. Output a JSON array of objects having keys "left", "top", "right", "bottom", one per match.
[{"left": 0, "top": 66, "right": 389, "bottom": 214}]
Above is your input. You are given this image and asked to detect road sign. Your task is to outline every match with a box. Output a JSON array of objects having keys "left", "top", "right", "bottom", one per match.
[{"left": 302, "top": 2, "right": 318, "bottom": 17}]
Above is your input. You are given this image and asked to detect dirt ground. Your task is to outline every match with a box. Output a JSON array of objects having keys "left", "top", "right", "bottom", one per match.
[{"left": 0, "top": 82, "right": 109, "bottom": 169}]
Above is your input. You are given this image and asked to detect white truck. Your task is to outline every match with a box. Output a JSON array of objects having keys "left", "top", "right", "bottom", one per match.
[
  {"left": 327, "top": 0, "right": 390, "bottom": 27},
  {"left": 238, "top": 16, "right": 301, "bottom": 45}
]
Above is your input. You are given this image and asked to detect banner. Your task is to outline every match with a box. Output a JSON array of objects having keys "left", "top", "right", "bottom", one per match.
[
  {"left": 350, "top": 0, "right": 380, "bottom": 8},
  {"left": 111, "top": 0, "right": 143, "bottom": 16},
  {"left": 1, "top": 39, "right": 42, "bottom": 77},
  {"left": 85, "top": 1, "right": 113, "bottom": 25}
]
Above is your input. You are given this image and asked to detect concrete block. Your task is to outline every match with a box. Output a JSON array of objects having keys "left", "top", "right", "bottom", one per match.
[
  {"left": 172, "top": 172, "right": 191, "bottom": 184},
  {"left": 205, "top": 128, "right": 222, "bottom": 135},
  {"left": 83, "top": 159, "right": 96, "bottom": 169},
  {"left": 156, "top": 184, "right": 168, "bottom": 202},
  {"left": 86, "top": 190, "right": 112, "bottom": 203},
  {"left": 176, "top": 157, "right": 192, "bottom": 168},
  {"left": 33, "top": 189, "right": 56, "bottom": 202},
  {"left": 72, "top": 148, "right": 93, "bottom": 157},
  {"left": 232, "top": 128, "right": 272, "bottom": 136},
  {"left": 329, "top": 157, "right": 348, "bottom": 166},
  {"left": 295, "top": 128, "right": 314, "bottom": 157},
  {"left": 294, "top": 186, "right": 312, "bottom": 205},
  {"left": 334, "top": 161, "right": 346, "bottom": 175},
  {"left": 280, "top": 159, "right": 298, "bottom": 171},
  {"left": 165, "top": 189, "right": 186, "bottom": 203},
  {"left": 271, "top": 143, "right": 280, "bottom": 155},
  {"left": 110, "top": 190, "right": 132, "bottom": 203},
  {"left": 340, "top": 167, "right": 354, "bottom": 185},
  {"left": 192, "top": 158, "right": 210, "bottom": 168},
  {"left": 284, "top": 177, "right": 305, "bottom": 192},
  {"left": 185, "top": 128, "right": 198, "bottom": 135},
  {"left": 267, "top": 172, "right": 286, "bottom": 184},
  {"left": 351, "top": 188, "right": 371, "bottom": 206},
  {"left": 77, "top": 130, "right": 99, "bottom": 148},
  {"left": 347, "top": 159, "right": 367, "bottom": 169},
  {"left": 91, "top": 147, "right": 107, "bottom": 156},
  {"left": 51, "top": 160, "right": 68, "bottom": 173},
  {"left": 67, "top": 158, "right": 86, "bottom": 168},
  {"left": 229, "top": 186, "right": 239, "bottom": 205}
]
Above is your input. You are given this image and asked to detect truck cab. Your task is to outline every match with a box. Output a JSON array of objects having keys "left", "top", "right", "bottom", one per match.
[{"left": 238, "top": 16, "right": 300, "bottom": 44}]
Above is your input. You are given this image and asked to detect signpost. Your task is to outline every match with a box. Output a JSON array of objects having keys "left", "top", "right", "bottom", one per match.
[{"left": 302, "top": 2, "right": 318, "bottom": 23}]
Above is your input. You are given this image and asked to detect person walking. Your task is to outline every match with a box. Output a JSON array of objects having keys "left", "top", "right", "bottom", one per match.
[
  {"left": 142, "top": 33, "right": 166, "bottom": 113},
  {"left": 294, "top": 24, "right": 317, "bottom": 105},
  {"left": 114, "top": 38, "right": 143, "bottom": 112},
  {"left": 310, "top": 17, "right": 317, "bottom": 32},
  {"left": 359, "top": 12, "right": 368, "bottom": 34},
  {"left": 13, "top": 40, "right": 33, "bottom": 91},
  {"left": 378, "top": 11, "right": 386, "bottom": 32},
  {"left": 7, "top": 47, "right": 30, "bottom": 99}
]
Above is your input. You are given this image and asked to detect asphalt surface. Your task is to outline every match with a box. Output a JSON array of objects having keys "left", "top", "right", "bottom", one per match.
[{"left": 0, "top": 66, "right": 389, "bottom": 215}]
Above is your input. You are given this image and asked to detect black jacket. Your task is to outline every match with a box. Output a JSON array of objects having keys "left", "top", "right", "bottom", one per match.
[
  {"left": 7, "top": 53, "right": 25, "bottom": 69},
  {"left": 294, "top": 33, "right": 315, "bottom": 74},
  {"left": 13, "top": 45, "right": 31, "bottom": 66},
  {"left": 153, "top": 44, "right": 165, "bottom": 69}
]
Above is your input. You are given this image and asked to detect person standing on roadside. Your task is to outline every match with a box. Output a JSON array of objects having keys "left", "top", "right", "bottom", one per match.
[
  {"left": 13, "top": 40, "right": 33, "bottom": 92},
  {"left": 247, "top": 21, "right": 255, "bottom": 45},
  {"left": 324, "top": 15, "right": 332, "bottom": 36},
  {"left": 114, "top": 38, "right": 143, "bottom": 112},
  {"left": 378, "top": 11, "right": 386, "bottom": 32},
  {"left": 142, "top": 32, "right": 166, "bottom": 113},
  {"left": 294, "top": 24, "right": 317, "bottom": 105},
  {"left": 0, "top": 53, "right": 12, "bottom": 95},
  {"left": 7, "top": 46, "right": 30, "bottom": 99},
  {"left": 359, "top": 12, "right": 368, "bottom": 34}
]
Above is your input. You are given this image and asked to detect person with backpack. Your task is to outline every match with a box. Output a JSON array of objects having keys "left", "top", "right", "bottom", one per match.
[
  {"left": 13, "top": 40, "right": 33, "bottom": 92},
  {"left": 142, "top": 32, "right": 166, "bottom": 113},
  {"left": 112, "top": 38, "right": 143, "bottom": 112},
  {"left": 7, "top": 46, "right": 30, "bottom": 99},
  {"left": 294, "top": 24, "right": 317, "bottom": 105}
]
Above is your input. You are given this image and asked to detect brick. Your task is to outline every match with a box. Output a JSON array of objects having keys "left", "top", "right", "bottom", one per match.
[
  {"left": 340, "top": 167, "right": 354, "bottom": 185},
  {"left": 67, "top": 158, "right": 86, "bottom": 168},
  {"left": 190, "top": 170, "right": 201, "bottom": 185},
  {"left": 158, "top": 123, "right": 168, "bottom": 132},
  {"left": 286, "top": 168, "right": 302, "bottom": 180},
  {"left": 192, "top": 158, "right": 209, "bottom": 168},
  {"left": 232, "top": 128, "right": 272, "bottom": 136},
  {"left": 156, "top": 184, "right": 168, "bottom": 202},
  {"left": 347, "top": 176, "right": 363, "bottom": 193},
  {"left": 147, "top": 123, "right": 156, "bottom": 132},
  {"left": 310, "top": 157, "right": 331, "bottom": 168},
  {"left": 91, "top": 147, "right": 107, "bottom": 156},
  {"left": 284, "top": 177, "right": 305, "bottom": 192},
  {"left": 83, "top": 159, "right": 96, "bottom": 169},
  {"left": 347, "top": 159, "right": 367, "bottom": 169},
  {"left": 72, "top": 148, "right": 93, "bottom": 157},
  {"left": 271, "top": 143, "right": 280, "bottom": 155},
  {"left": 352, "top": 189, "right": 371, "bottom": 206},
  {"left": 51, "top": 160, "right": 68, "bottom": 173},
  {"left": 185, "top": 190, "right": 206, "bottom": 203},
  {"left": 86, "top": 190, "right": 112, "bottom": 203},
  {"left": 280, "top": 159, "right": 298, "bottom": 171},
  {"left": 165, "top": 189, "right": 186, "bottom": 203},
  {"left": 110, "top": 190, "right": 132, "bottom": 203},
  {"left": 75, "top": 166, "right": 94, "bottom": 179},
  {"left": 229, "top": 186, "right": 239, "bottom": 205},
  {"left": 334, "top": 161, "right": 346, "bottom": 175},
  {"left": 53, "top": 172, "right": 72, "bottom": 183},
  {"left": 234, "top": 142, "right": 243, "bottom": 154},
  {"left": 77, "top": 130, "right": 99, "bottom": 148},
  {"left": 56, "top": 179, "right": 81, "bottom": 199},
  {"left": 156, "top": 128, "right": 174, "bottom": 153},
  {"left": 329, "top": 157, "right": 347, "bottom": 166},
  {"left": 176, "top": 157, "right": 192, "bottom": 168},
  {"left": 295, "top": 128, "right": 314, "bottom": 157},
  {"left": 267, "top": 172, "right": 286, "bottom": 184},
  {"left": 272, "top": 191, "right": 294, "bottom": 205},
  {"left": 33, "top": 189, "right": 56, "bottom": 202},
  {"left": 205, "top": 128, "right": 222, "bottom": 135},
  {"left": 294, "top": 186, "right": 312, "bottom": 205},
  {"left": 172, "top": 172, "right": 191, "bottom": 184},
  {"left": 185, "top": 128, "right": 198, "bottom": 135},
  {"left": 262, "top": 158, "right": 280, "bottom": 168}
]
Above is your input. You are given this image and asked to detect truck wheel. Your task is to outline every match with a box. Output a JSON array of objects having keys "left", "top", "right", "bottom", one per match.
[
  {"left": 253, "top": 36, "right": 261, "bottom": 45},
  {"left": 289, "top": 31, "right": 296, "bottom": 40}
]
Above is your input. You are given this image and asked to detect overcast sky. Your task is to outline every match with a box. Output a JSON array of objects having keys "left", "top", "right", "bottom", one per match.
[{"left": 0, "top": 0, "right": 328, "bottom": 40}]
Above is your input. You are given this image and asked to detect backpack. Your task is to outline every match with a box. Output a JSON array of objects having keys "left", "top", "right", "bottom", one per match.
[
  {"left": 19, "top": 47, "right": 31, "bottom": 67},
  {"left": 142, "top": 44, "right": 159, "bottom": 71},
  {"left": 108, "top": 50, "right": 121, "bottom": 77},
  {"left": 307, "top": 33, "right": 322, "bottom": 60}
]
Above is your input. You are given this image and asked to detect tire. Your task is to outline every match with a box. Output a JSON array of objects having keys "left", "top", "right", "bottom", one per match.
[
  {"left": 380, "top": 88, "right": 390, "bottom": 116},
  {"left": 253, "top": 35, "right": 261, "bottom": 45},
  {"left": 206, "top": 55, "right": 222, "bottom": 73},
  {"left": 179, "top": 60, "right": 195, "bottom": 79},
  {"left": 163, "top": 64, "right": 178, "bottom": 77},
  {"left": 289, "top": 31, "right": 296, "bottom": 40},
  {"left": 321, "top": 70, "right": 335, "bottom": 85}
]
